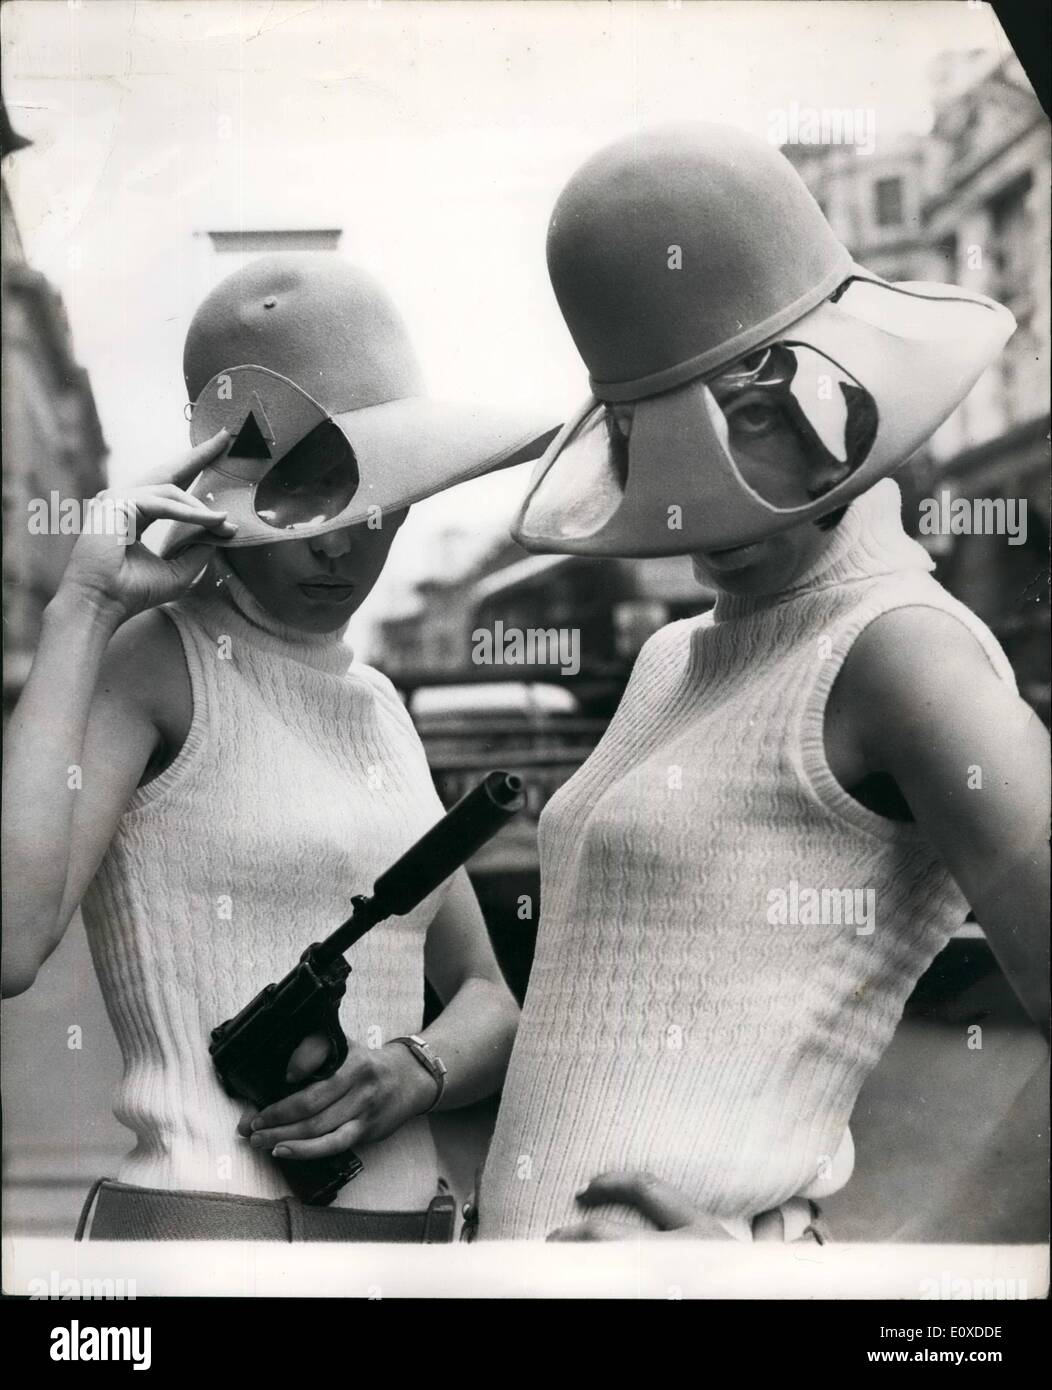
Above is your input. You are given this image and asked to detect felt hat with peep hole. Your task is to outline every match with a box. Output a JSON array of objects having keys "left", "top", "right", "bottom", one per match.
[
  {"left": 513, "top": 123, "right": 1015, "bottom": 558},
  {"left": 165, "top": 254, "right": 560, "bottom": 554}
]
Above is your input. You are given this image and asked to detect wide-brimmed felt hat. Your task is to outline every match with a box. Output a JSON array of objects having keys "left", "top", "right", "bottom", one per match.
[
  {"left": 164, "top": 254, "right": 559, "bottom": 554},
  {"left": 513, "top": 123, "right": 1015, "bottom": 557}
]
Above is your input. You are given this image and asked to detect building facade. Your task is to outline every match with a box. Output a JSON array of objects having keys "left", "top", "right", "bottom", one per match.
[
  {"left": 786, "top": 51, "right": 1049, "bottom": 718},
  {"left": 2, "top": 160, "right": 109, "bottom": 710},
  {"left": 2, "top": 113, "right": 121, "bottom": 1238}
]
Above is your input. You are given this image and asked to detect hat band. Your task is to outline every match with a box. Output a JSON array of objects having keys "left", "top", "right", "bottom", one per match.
[{"left": 589, "top": 254, "right": 853, "bottom": 403}]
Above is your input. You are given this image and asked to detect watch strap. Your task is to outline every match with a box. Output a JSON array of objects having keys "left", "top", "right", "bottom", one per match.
[{"left": 390, "top": 1034, "right": 447, "bottom": 1113}]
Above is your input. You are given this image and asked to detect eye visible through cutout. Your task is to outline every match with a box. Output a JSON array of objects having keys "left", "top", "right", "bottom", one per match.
[
  {"left": 253, "top": 421, "right": 360, "bottom": 530},
  {"left": 706, "top": 343, "right": 877, "bottom": 509}
]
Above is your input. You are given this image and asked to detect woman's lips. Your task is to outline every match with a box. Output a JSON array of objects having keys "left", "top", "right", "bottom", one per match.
[
  {"left": 298, "top": 578, "right": 357, "bottom": 603},
  {"left": 700, "top": 539, "right": 768, "bottom": 573}
]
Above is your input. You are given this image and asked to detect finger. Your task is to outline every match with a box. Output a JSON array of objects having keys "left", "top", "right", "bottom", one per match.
[
  {"left": 546, "top": 1218, "right": 640, "bottom": 1242},
  {"left": 272, "top": 1119, "right": 363, "bottom": 1162},
  {"left": 101, "top": 492, "right": 234, "bottom": 544},
  {"left": 574, "top": 1171, "right": 699, "bottom": 1231},
  {"left": 286, "top": 1033, "right": 334, "bottom": 1085},
  {"left": 249, "top": 1082, "right": 363, "bottom": 1146},
  {"left": 753, "top": 1197, "right": 815, "bottom": 1244},
  {"left": 137, "top": 428, "right": 230, "bottom": 489},
  {"left": 236, "top": 1109, "right": 258, "bottom": 1139},
  {"left": 87, "top": 487, "right": 221, "bottom": 529},
  {"left": 250, "top": 1094, "right": 362, "bottom": 1148},
  {"left": 251, "top": 1084, "right": 339, "bottom": 1131},
  {"left": 139, "top": 483, "right": 224, "bottom": 510},
  {"left": 751, "top": 1209, "right": 785, "bottom": 1242},
  {"left": 254, "top": 1043, "right": 374, "bottom": 1127},
  {"left": 164, "top": 543, "right": 217, "bottom": 591},
  {"left": 127, "top": 493, "right": 233, "bottom": 527},
  {"left": 251, "top": 1065, "right": 363, "bottom": 1130}
]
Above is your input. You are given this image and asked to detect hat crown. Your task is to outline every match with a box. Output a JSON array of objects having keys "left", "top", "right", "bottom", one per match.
[
  {"left": 547, "top": 123, "right": 853, "bottom": 398},
  {"left": 183, "top": 254, "right": 425, "bottom": 411}
]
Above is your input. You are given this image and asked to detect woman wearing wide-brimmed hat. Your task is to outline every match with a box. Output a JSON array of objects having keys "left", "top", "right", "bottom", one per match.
[
  {"left": 479, "top": 124, "right": 1048, "bottom": 1243},
  {"left": 2, "top": 253, "right": 557, "bottom": 1242}
]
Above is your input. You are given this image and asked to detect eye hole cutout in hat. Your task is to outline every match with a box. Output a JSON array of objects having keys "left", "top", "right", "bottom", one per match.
[
  {"left": 703, "top": 341, "right": 878, "bottom": 510},
  {"left": 517, "top": 401, "right": 631, "bottom": 540},
  {"left": 525, "top": 340, "right": 878, "bottom": 537},
  {"left": 252, "top": 419, "right": 361, "bottom": 531}
]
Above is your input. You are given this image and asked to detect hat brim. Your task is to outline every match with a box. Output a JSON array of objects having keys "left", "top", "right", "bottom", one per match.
[
  {"left": 513, "top": 267, "right": 1015, "bottom": 557},
  {"left": 162, "top": 396, "right": 560, "bottom": 556}
]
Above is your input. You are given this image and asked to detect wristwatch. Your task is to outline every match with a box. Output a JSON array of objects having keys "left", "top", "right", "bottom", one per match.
[{"left": 390, "top": 1034, "right": 447, "bottom": 1113}]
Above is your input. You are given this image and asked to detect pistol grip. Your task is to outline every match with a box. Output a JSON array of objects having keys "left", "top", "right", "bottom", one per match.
[
  {"left": 274, "top": 973, "right": 360, "bottom": 1205},
  {"left": 275, "top": 1149, "right": 364, "bottom": 1207}
]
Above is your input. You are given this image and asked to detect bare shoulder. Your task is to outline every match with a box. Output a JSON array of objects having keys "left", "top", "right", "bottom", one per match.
[
  {"left": 97, "top": 607, "right": 192, "bottom": 742},
  {"left": 834, "top": 604, "right": 1025, "bottom": 767},
  {"left": 841, "top": 605, "right": 1005, "bottom": 697}
]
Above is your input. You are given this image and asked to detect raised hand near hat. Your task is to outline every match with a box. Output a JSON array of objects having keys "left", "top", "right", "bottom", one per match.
[
  {"left": 58, "top": 429, "right": 236, "bottom": 625},
  {"left": 1, "top": 426, "right": 232, "bottom": 997},
  {"left": 1, "top": 428, "right": 238, "bottom": 999}
]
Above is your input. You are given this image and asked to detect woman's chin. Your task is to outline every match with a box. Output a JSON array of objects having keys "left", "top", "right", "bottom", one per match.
[
  {"left": 692, "top": 524, "right": 832, "bottom": 598},
  {"left": 708, "top": 566, "right": 781, "bottom": 598},
  {"left": 692, "top": 547, "right": 786, "bottom": 597},
  {"left": 292, "top": 600, "right": 362, "bottom": 632},
  {"left": 253, "top": 593, "right": 362, "bottom": 633}
]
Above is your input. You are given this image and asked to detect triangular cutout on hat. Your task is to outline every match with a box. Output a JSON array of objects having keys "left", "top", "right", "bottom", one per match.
[{"left": 228, "top": 410, "right": 274, "bottom": 459}]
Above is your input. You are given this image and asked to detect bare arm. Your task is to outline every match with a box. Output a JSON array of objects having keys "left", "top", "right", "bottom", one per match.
[
  {"left": 2, "top": 599, "right": 159, "bottom": 994},
  {"left": 1, "top": 434, "right": 233, "bottom": 996},
  {"left": 838, "top": 606, "right": 1050, "bottom": 1033},
  {"left": 419, "top": 867, "right": 520, "bottom": 1110}
]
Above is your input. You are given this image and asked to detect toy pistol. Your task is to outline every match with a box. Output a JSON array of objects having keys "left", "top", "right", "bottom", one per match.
[{"left": 209, "top": 770, "right": 526, "bottom": 1206}]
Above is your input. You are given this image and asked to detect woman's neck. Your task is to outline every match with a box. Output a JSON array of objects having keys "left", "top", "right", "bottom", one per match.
[
  {"left": 182, "top": 554, "right": 355, "bottom": 674},
  {"left": 712, "top": 480, "right": 933, "bottom": 621}
]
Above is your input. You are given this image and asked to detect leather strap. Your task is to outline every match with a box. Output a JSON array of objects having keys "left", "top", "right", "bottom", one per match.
[
  {"left": 78, "top": 1179, "right": 455, "bottom": 1243},
  {"left": 73, "top": 1176, "right": 107, "bottom": 1242}
]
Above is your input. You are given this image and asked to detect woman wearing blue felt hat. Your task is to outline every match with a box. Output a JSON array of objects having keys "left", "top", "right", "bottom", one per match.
[
  {"left": 2, "top": 252, "right": 558, "bottom": 1242},
  {"left": 479, "top": 124, "right": 1048, "bottom": 1244}
]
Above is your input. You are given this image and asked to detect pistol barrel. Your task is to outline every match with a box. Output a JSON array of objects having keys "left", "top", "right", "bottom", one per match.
[{"left": 315, "top": 770, "right": 525, "bottom": 965}]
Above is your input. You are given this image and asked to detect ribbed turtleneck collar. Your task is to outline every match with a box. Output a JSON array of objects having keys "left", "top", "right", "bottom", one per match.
[
  {"left": 180, "top": 554, "right": 356, "bottom": 675},
  {"left": 711, "top": 480, "right": 933, "bottom": 623}
]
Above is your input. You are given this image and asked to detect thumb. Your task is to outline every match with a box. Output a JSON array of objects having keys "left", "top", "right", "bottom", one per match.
[
  {"left": 286, "top": 1033, "right": 333, "bottom": 1085},
  {"left": 165, "top": 543, "right": 215, "bottom": 591}
]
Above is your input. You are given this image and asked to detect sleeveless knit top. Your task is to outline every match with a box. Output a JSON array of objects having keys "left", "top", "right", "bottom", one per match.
[
  {"left": 480, "top": 480, "right": 1016, "bottom": 1240},
  {"left": 81, "top": 560, "right": 448, "bottom": 1209}
]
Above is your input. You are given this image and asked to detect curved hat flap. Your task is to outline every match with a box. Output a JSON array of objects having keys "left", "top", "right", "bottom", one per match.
[
  {"left": 164, "top": 365, "right": 559, "bottom": 555},
  {"left": 513, "top": 275, "right": 1016, "bottom": 557}
]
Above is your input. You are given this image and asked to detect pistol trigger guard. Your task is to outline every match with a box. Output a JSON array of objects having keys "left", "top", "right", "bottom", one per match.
[{"left": 307, "top": 1015, "right": 349, "bottom": 1084}]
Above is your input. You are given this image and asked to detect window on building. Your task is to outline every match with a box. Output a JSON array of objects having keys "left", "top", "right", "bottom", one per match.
[
  {"left": 205, "top": 229, "right": 342, "bottom": 255},
  {"left": 988, "top": 173, "right": 1032, "bottom": 306},
  {"left": 873, "top": 177, "right": 904, "bottom": 228}
]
